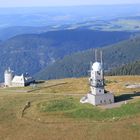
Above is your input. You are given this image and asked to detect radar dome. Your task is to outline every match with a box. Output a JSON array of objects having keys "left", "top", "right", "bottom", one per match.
[{"left": 92, "top": 62, "right": 102, "bottom": 71}]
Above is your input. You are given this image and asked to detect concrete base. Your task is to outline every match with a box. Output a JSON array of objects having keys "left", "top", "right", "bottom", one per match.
[{"left": 80, "top": 92, "right": 114, "bottom": 106}]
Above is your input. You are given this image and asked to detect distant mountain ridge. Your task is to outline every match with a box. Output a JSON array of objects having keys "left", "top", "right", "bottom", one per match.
[
  {"left": 0, "top": 29, "right": 131, "bottom": 81},
  {"left": 0, "top": 16, "right": 140, "bottom": 40},
  {"left": 35, "top": 35, "right": 140, "bottom": 80},
  {"left": 0, "top": 26, "right": 50, "bottom": 41}
]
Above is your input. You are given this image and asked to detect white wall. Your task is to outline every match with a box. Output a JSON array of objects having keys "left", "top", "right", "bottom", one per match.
[
  {"left": 87, "top": 93, "right": 114, "bottom": 105},
  {"left": 11, "top": 82, "right": 25, "bottom": 87}
]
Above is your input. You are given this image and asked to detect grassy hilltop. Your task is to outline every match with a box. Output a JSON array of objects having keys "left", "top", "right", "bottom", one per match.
[{"left": 0, "top": 76, "right": 140, "bottom": 140}]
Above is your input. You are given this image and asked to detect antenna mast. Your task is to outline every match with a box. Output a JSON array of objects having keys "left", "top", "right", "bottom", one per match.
[
  {"left": 100, "top": 50, "right": 103, "bottom": 66},
  {"left": 95, "top": 49, "right": 97, "bottom": 62}
]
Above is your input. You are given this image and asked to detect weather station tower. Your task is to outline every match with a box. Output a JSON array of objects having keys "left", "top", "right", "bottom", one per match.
[{"left": 80, "top": 50, "right": 114, "bottom": 106}]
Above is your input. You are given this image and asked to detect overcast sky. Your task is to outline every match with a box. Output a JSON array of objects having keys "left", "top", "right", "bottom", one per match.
[{"left": 0, "top": 0, "right": 140, "bottom": 7}]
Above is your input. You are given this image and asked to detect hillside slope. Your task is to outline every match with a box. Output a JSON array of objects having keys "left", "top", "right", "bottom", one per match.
[
  {"left": 35, "top": 36, "right": 140, "bottom": 80},
  {"left": 0, "top": 29, "right": 131, "bottom": 81},
  {"left": 107, "top": 61, "right": 140, "bottom": 75}
]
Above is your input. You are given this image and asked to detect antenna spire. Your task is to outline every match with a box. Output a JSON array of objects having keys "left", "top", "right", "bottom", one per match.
[
  {"left": 95, "top": 49, "right": 97, "bottom": 62},
  {"left": 90, "top": 61, "right": 92, "bottom": 70}
]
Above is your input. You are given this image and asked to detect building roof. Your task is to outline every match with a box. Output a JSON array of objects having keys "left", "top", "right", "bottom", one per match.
[
  {"left": 12, "top": 74, "right": 25, "bottom": 84},
  {"left": 12, "top": 74, "right": 34, "bottom": 84}
]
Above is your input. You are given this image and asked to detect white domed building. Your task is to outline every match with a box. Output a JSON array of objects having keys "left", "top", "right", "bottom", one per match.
[
  {"left": 80, "top": 51, "right": 114, "bottom": 106},
  {"left": 4, "top": 68, "right": 35, "bottom": 87}
]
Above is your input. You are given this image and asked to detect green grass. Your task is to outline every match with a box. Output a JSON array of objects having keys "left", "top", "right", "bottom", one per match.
[
  {"left": 38, "top": 97, "right": 77, "bottom": 112},
  {"left": 68, "top": 103, "right": 140, "bottom": 120},
  {"left": 37, "top": 97, "right": 140, "bottom": 121},
  {"left": 69, "top": 100, "right": 140, "bottom": 120}
]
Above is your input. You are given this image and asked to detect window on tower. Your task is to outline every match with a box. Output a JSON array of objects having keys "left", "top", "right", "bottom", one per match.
[{"left": 97, "top": 71, "right": 100, "bottom": 75}]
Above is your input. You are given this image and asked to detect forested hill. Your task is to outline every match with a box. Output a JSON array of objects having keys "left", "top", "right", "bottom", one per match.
[
  {"left": 0, "top": 29, "right": 131, "bottom": 81},
  {"left": 35, "top": 36, "right": 140, "bottom": 80},
  {"left": 107, "top": 61, "right": 140, "bottom": 76}
]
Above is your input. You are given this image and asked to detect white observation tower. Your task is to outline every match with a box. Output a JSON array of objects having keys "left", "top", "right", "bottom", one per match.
[
  {"left": 80, "top": 50, "right": 114, "bottom": 105},
  {"left": 4, "top": 68, "right": 14, "bottom": 87}
]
